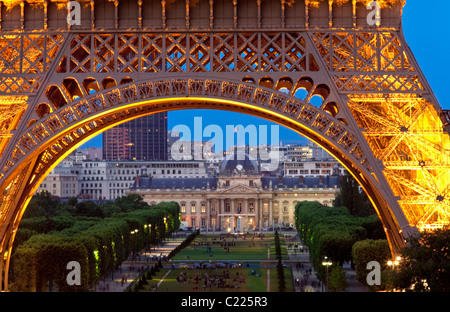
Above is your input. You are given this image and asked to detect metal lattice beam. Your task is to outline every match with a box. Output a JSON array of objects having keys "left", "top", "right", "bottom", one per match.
[{"left": 0, "top": 0, "right": 448, "bottom": 291}]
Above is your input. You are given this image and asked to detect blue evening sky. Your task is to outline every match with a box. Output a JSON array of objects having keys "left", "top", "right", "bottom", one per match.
[{"left": 82, "top": 1, "right": 450, "bottom": 148}]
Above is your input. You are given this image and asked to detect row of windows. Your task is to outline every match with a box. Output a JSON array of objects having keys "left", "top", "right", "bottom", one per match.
[
  {"left": 81, "top": 176, "right": 135, "bottom": 181},
  {"left": 81, "top": 169, "right": 201, "bottom": 176},
  {"left": 43, "top": 176, "right": 77, "bottom": 181},
  {"left": 287, "top": 169, "right": 330, "bottom": 174},
  {"left": 178, "top": 201, "right": 292, "bottom": 214},
  {"left": 80, "top": 183, "right": 131, "bottom": 188},
  {"left": 40, "top": 183, "right": 76, "bottom": 189},
  {"left": 84, "top": 163, "right": 200, "bottom": 169}
]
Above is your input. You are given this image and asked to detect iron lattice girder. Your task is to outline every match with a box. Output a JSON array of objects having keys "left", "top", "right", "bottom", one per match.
[
  {"left": 0, "top": 76, "right": 409, "bottom": 253},
  {"left": 0, "top": 0, "right": 449, "bottom": 292},
  {"left": 384, "top": 161, "right": 450, "bottom": 170},
  {"left": 384, "top": 170, "right": 435, "bottom": 198}
]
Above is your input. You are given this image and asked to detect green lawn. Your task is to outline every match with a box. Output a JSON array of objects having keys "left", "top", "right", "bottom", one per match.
[
  {"left": 142, "top": 268, "right": 269, "bottom": 292},
  {"left": 139, "top": 267, "right": 294, "bottom": 292},
  {"left": 172, "top": 235, "right": 284, "bottom": 261},
  {"left": 133, "top": 233, "right": 294, "bottom": 292},
  {"left": 268, "top": 268, "right": 295, "bottom": 292}
]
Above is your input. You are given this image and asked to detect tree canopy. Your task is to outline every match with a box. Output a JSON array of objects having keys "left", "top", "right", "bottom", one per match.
[
  {"left": 294, "top": 200, "right": 385, "bottom": 282},
  {"left": 394, "top": 228, "right": 450, "bottom": 292},
  {"left": 10, "top": 194, "right": 180, "bottom": 292}
]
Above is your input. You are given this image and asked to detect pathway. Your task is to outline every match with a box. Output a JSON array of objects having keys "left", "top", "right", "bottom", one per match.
[
  {"left": 267, "top": 245, "right": 271, "bottom": 292},
  {"left": 285, "top": 234, "right": 368, "bottom": 292},
  {"left": 285, "top": 235, "right": 323, "bottom": 292},
  {"left": 96, "top": 237, "right": 185, "bottom": 292}
]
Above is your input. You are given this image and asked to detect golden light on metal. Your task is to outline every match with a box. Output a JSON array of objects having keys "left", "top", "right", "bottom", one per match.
[{"left": 0, "top": 0, "right": 448, "bottom": 292}]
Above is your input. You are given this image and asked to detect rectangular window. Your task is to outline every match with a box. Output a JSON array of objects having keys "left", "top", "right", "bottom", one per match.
[
  {"left": 181, "top": 203, "right": 186, "bottom": 213},
  {"left": 201, "top": 203, "right": 206, "bottom": 213},
  {"left": 191, "top": 203, "right": 196, "bottom": 213},
  {"left": 273, "top": 202, "right": 279, "bottom": 213}
]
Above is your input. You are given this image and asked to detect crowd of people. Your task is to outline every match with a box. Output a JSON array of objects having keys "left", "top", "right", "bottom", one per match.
[{"left": 176, "top": 270, "right": 247, "bottom": 291}]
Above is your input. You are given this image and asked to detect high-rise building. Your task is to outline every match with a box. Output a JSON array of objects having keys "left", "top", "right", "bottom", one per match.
[{"left": 103, "top": 113, "right": 167, "bottom": 160}]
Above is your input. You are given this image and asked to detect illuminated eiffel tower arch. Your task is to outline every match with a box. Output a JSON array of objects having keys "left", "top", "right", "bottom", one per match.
[{"left": 0, "top": 0, "right": 449, "bottom": 291}]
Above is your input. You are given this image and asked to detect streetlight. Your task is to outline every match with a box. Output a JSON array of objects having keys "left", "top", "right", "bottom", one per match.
[
  {"left": 131, "top": 229, "right": 139, "bottom": 261},
  {"left": 322, "top": 256, "right": 332, "bottom": 292},
  {"left": 163, "top": 217, "right": 167, "bottom": 242},
  {"left": 387, "top": 256, "right": 401, "bottom": 291},
  {"left": 144, "top": 224, "right": 152, "bottom": 253},
  {"left": 387, "top": 256, "right": 401, "bottom": 270}
]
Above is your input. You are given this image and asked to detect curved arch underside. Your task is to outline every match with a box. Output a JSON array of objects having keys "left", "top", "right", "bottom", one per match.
[
  {"left": 1, "top": 0, "right": 449, "bottom": 290},
  {"left": 0, "top": 77, "right": 415, "bottom": 264}
]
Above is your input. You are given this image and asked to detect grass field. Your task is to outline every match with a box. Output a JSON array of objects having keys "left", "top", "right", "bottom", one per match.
[
  {"left": 139, "top": 267, "right": 295, "bottom": 292},
  {"left": 133, "top": 233, "right": 294, "bottom": 292},
  {"left": 172, "top": 234, "right": 288, "bottom": 261}
]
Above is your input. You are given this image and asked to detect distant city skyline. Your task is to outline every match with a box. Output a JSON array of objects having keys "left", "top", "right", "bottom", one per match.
[{"left": 79, "top": 1, "right": 450, "bottom": 149}]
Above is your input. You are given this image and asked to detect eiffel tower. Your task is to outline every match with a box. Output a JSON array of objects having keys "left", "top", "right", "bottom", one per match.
[{"left": 0, "top": 0, "right": 449, "bottom": 291}]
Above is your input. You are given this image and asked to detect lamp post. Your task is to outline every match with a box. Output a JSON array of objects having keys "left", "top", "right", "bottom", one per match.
[
  {"left": 163, "top": 217, "right": 167, "bottom": 242},
  {"left": 322, "top": 256, "right": 332, "bottom": 292},
  {"left": 144, "top": 224, "right": 151, "bottom": 253},
  {"left": 387, "top": 256, "right": 401, "bottom": 271},
  {"left": 130, "top": 229, "right": 137, "bottom": 262},
  {"left": 387, "top": 256, "right": 401, "bottom": 292}
]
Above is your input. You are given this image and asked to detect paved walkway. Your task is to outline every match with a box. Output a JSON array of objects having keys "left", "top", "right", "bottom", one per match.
[
  {"left": 285, "top": 235, "right": 323, "bottom": 292},
  {"left": 285, "top": 234, "right": 368, "bottom": 292},
  {"left": 95, "top": 236, "right": 186, "bottom": 292}
]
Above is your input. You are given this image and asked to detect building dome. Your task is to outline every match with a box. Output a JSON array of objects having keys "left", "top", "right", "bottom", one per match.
[{"left": 219, "top": 152, "right": 260, "bottom": 175}]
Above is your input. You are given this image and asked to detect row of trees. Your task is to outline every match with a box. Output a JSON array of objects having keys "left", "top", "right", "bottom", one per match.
[
  {"left": 274, "top": 231, "right": 286, "bottom": 292},
  {"left": 297, "top": 171, "right": 450, "bottom": 292},
  {"left": 294, "top": 200, "right": 386, "bottom": 284},
  {"left": 129, "top": 231, "right": 200, "bottom": 292},
  {"left": 167, "top": 230, "right": 199, "bottom": 260},
  {"left": 10, "top": 192, "right": 180, "bottom": 292}
]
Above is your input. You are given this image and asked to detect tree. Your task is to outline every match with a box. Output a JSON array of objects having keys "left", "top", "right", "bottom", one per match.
[
  {"left": 75, "top": 200, "right": 104, "bottom": 218},
  {"left": 12, "top": 200, "right": 180, "bottom": 291},
  {"left": 329, "top": 265, "right": 349, "bottom": 292},
  {"left": 114, "top": 194, "right": 149, "bottom": 212},
  {"left": 394, "top": 228, "right": 450, "bottom": 292},
  {"left": 333, "top": 171, "right": 375, "bottom": 217},
  {"left": 352, "top": 239, "right": 390, "bottom": 286},
  {"left": 100, "top": 202, "right": 121, "bottom": 217},
  {"left": 23, "top": 191, "right": 59, "bottom": 218}
]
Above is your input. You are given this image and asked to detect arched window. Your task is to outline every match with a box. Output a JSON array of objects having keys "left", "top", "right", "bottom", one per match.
[{"left": 45, "top": 86, "right": 67, "bottom": 109}]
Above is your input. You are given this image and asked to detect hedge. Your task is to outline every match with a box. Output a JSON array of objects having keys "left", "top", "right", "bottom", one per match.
[
  {"left": 294, "top": 201, "right": 385, "bottom": 281},
  {"left": 10, "top": 201, "right": 180, "bottom": 292}
]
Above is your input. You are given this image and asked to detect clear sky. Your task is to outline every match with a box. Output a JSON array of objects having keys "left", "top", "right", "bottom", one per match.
[{"left": 82, "top": 0, "right": 450, "bottom": 148}]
